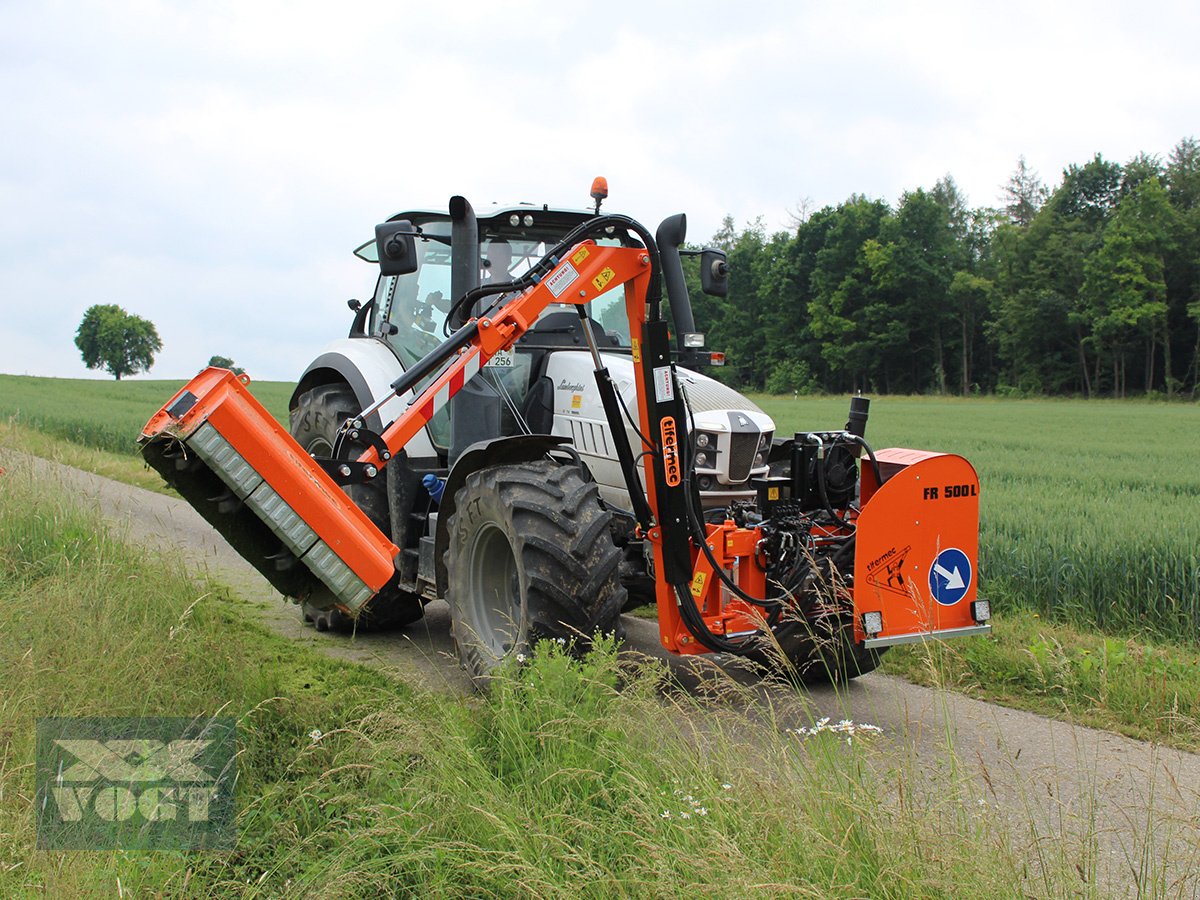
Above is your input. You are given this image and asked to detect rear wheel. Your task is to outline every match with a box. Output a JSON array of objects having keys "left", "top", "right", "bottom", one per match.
[
  {"left": 444, "top": 459, "right": 625, "bottom": 686},
  {"left": 290, "top": 383, "right": 424, "bottom": 632}
]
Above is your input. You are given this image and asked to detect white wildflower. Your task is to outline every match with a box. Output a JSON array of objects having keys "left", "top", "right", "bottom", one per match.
[
  {"left": 660, "top": 811, "right": 671, "bottom": 819},
  {"left": 309, "top": 729, "right": 323, "bottom": 743},
  {"left": 721, "top": 783, "right": 732, "bottom": 791},
  {"left": 516, "top": 653, "right": 527, "bottom": 663},
  {"left": 790, "top": 718, "right": 883, "bottom": 741}
]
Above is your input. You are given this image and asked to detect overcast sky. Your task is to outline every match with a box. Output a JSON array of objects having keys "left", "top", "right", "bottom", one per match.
[{"left": 2, "top": 0, "right": 1196, "bottom": 382}]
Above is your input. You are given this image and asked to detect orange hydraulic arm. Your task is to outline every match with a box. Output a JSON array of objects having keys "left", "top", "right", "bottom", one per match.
[{"left": 356, "top": 241, "right": 656, "bottom": 473}]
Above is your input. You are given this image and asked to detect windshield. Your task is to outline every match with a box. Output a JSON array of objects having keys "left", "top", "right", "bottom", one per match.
[{"left": 365, "top": 214, "right": 633, "bottom": 448}]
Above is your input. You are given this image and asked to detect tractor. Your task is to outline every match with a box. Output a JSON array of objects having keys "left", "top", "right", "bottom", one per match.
[{"left": 140, "top": 182, "right": 990, "bottom": 685}]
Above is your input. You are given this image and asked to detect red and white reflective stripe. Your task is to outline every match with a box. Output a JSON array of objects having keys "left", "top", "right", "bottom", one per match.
[{"left": 416, "top": 348, "right": 483, "bottom": 423}]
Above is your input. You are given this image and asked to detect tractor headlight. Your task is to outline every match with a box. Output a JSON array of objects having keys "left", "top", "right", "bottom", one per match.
[
  {"left": 695, "top": 432, "right": 713, "bottom": 449},
  {"left": 862, "top": 611, "right": 884, "bottom": 636},
  {"left": 754, "top": 452, "right": 765, "bottom": 467},
  {"left": 970, "top": 599, "right": 991, "bottom": 623},
  {"left": 694, "top": 452, "right": 710, "bottom": 468},
  {"left": 758, "top": 431, "right": 772, "bottom": 449}
]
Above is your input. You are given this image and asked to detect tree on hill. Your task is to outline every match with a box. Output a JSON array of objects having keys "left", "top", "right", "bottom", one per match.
[
  {"left": 74, "top": 304, "right": 162, "bottom": 380},
  {"left": 206, "top": 355, "right": 245, "bottom": 375}
]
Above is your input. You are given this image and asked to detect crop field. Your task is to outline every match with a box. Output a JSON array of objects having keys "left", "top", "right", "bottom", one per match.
[
  {"left": 0, "top": 374, "right": 293, "bottom": 454},
  {"left": 2, "top": 374, "right": 1197, "bottom": 644}
]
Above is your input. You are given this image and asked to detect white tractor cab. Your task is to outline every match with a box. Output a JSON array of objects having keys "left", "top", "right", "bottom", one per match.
[{"left": 285, "top": 193, "right": 773, "bottom": 631}]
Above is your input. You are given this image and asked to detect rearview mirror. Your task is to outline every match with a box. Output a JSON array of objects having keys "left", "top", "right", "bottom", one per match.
[
  {"left": 375, "top": 220, "right": 418, "bottom": 277},
  {"left": 700, "top": 248, "right": 729, "bottom": 297}
]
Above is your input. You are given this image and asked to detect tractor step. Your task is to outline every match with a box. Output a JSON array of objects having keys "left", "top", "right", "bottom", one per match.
[{"left": 139, "top": 367, "right": 400, "bottom": 613}]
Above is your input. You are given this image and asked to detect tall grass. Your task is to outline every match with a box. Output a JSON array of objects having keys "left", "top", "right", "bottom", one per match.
[
  {"left": 754, "top": 394, "right": 1200, "bottom": 642},
  {"left": 0, "top": 459, "right": 1088, "bottom": 897},
  {"left": 0, "top": 374, "right": 292, "bottom": 455}
]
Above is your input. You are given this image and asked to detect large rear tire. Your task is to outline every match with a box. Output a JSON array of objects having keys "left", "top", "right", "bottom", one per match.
[
  {"left": 290, "top": 383, "right": 424, "bottom": 632},
  {"left": 444, "top": 459, "right": 625, "bottom": 686}
]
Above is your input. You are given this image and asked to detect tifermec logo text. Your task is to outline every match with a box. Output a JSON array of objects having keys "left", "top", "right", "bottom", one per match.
[{"left": 36, "top": 717, "right": 236, "bottom": 850}]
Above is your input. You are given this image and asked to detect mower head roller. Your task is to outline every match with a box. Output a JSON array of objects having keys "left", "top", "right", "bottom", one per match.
[{"left": 139, "top": 367, "right": 400, "bottom": 612}]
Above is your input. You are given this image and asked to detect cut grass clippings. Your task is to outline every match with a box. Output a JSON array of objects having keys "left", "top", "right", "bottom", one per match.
[{"left": 0, "top": 457, "right": 1086, "bottom": 898}]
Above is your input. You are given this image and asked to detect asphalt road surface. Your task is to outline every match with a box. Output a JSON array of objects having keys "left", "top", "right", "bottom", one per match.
[{"left": 11, "top": 453, "right": 1199, "bottom": 897}]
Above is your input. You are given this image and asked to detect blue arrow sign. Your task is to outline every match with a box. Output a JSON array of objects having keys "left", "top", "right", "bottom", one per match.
[{"left": 928, "top": 547, "right": 972, "bottom": 606}]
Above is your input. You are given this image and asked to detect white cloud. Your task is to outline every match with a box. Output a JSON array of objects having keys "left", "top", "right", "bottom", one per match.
[{"left": 1, "top": 0, "right": 1197, "bottom": 380}]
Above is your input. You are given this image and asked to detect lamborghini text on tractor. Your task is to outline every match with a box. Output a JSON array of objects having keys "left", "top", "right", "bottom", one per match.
[{"left": 141, "top": 180, "right": 991, "bottom": 684}]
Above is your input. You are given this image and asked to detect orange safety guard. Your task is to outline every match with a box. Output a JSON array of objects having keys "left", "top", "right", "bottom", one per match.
[
  {"left": 141, "top": 367, "right": 399, "bottom": 593},
  {"left": 852, "top": 451, "right": 980, "bottom": 642}
]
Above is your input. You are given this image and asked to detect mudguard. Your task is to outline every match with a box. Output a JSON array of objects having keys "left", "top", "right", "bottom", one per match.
[{"left": 292, "top": 338, "right": 439, "bottom": 459}]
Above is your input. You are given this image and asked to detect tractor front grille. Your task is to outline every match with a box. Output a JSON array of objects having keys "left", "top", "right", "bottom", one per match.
[{"left": 727, "top": 432, "right": 758, "bottom": 482}]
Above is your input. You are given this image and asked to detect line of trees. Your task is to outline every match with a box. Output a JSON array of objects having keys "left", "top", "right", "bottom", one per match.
[{"left": 691, "top": 138, "right": 1200, "bottom": 398}]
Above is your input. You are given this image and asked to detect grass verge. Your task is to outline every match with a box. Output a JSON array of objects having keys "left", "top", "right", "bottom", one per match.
[
  {"left": 0, "top": 421, "right": 170, "bottom": 494},
  {"left": 0, "top": 458, "right": 1083, "bottom": 897}
]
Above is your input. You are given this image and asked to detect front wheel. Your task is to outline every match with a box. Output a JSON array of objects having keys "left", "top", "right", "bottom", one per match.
[{"left": 444, "top": 459, "right": 625, "bottom": 686}]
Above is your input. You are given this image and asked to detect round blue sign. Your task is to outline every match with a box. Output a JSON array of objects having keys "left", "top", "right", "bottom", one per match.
[{"left": 928, "top": 547, "right": 972, "bottom": 606}]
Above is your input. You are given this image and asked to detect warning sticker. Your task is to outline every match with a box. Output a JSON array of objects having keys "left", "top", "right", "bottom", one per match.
[
  {"left": 592, "top": 266, "right": 616, "bottom": 292},
  {"left": 571, "top": 247, "right": 590, "bottom": 266},
  {"left": 546, "top": 262, "right": 579, "bottom": 298},
  {"left": 631, "top": 338, "right": 641, "bottom": 363},
  {"left": 653, "top": 366, "right": 674, "bottom": 403},
  {"left": 864, "top": 544, "right": 912, "bottom": 597},
  {"left": 690, "top": 570, "right": 707, "bottom": 599}
]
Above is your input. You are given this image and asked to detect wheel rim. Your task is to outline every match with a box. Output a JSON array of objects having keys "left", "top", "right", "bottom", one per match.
[
  {"left": 465, "top": 523, "right": 523, "bottom": 659},
  {"left": 305, "top": 436, "right": 334, "bottom": 457}
]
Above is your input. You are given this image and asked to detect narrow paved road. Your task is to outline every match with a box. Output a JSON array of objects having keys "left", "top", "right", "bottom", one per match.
[{"left": 11, "top": 452, "right": 1199, "bottom": 897}]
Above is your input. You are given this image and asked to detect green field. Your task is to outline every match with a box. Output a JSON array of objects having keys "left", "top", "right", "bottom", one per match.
[{"left": 0, "top": 374, "right": 293, "bottom": 454}]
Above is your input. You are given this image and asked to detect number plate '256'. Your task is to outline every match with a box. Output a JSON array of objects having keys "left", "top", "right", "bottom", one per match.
[{"left": 485, "top": 349, "right": 514, "bottom": 369}]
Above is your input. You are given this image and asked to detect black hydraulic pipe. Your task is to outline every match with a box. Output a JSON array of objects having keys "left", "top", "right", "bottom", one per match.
[
  {"left": 389, "top": 321, "right": 480, "bottom": 398},
  {"left": 592, "top": 365, "right": 655, "bottom": 530}
]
